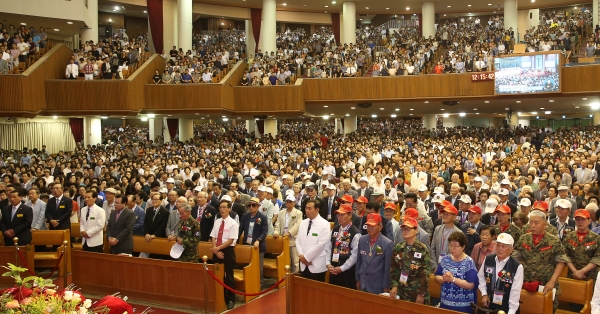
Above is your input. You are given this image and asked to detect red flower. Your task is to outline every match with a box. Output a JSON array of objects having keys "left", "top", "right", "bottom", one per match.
[{"left": 498, "top": 271, "right": 503, "bottom": 277}]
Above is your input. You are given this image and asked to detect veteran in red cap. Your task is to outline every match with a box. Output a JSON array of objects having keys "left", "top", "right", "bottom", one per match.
[
  {"left": 355, "top": 213, "right": 393, "bottom": 294},
  {"left": 395, "top": 208, "right": 431, "bottom": 251},
  {"left": 326, "top": 204, "right": 361, "bottom": 289},
  {"left": 334, "top": 194, "right": 362, "bottom": 228},
  {"left": 522, "top": 201, "right": 559, "bottom": 235},
  {"left": 492, "top": 204, "right": 523, "bottom": 244},
  {"left": 461, "top": 205, "right": 484, "bottom": 256},
  {"left": 430, "top": 203, "right": 462, "bottom": 269},
  {"left": 563, "top": 209, "right": 600, "bottom": 283}
]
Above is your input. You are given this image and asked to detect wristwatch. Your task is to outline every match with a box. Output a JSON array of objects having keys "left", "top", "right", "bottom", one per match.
[{"left": 452, "top": 278, "right": 456, "bottom": 283}]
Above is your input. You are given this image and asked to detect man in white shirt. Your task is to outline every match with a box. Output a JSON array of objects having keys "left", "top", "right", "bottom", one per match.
[
  {"left": 202, "top": 69, "right": 212, "bottom": 83},
  {"left": 65, "top": 59, "right": 78, "bottom": 79},
  {"left": 211, "top": 199, "right": 239, "bottom": 310},
  {"left": 296, "top": 199, "right": 331, "bottom": 281},
  {"left": 80, "top": 190, "right": 107, "bottom": 252},
  {"left": 477, "top": 233, "right": 524, "bottom": 314}
]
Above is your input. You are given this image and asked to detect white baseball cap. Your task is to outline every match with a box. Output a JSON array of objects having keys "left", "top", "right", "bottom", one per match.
[
  {"left": 417, "top": 185, "right": 428, "bottom": 192},
  {"left": 322, "top": 170, "right": 329, "bottom": 175},
  {"left": 194, "top": 186, "right": 202, "bottom": 192},
  {"left": 159, "top": 188, "right": 168, "bottom": 194},
  {"left": 433, "top": 187, "right": 445, "bottom": 194},
  {"left": 286, "top": 195, "right": 296, "bottom": 202},
  {"left": 258, "top": 186, "right": 268, "bottom": 192},
  {"left": 556, "top": 198, "right": 571, "bottom": 208},
  {"left": 285, "top": 189, "right": 295, "bottom": 196},
  {"left": 321, "top": 180, "right": 329, "bottom": 186},
  {"left": 496, "top": 233, "right": 515, "bottom": 246},
  {"left": 498, "top": 188, "right": 509, "bottom": 196},
  {"left": 557, "top": 185, "right": 569, "bottom": 191},
  {"left": 265, "top": 187, "right": 274, "bottom": 194},
  {"left": 500, "top": 179, "right": 511, "bottom": 185},
  {"left": 166, "top": 178, "right": 175, "bottom": 183},
  {"left": 481, "top": 184, "right": 490, "bottom": 190},
  {"left": 432, "top": 194, "right": 445, "bottom": 203},
  {"left": 326, "top": 184, "right": 336, "bottom": 190},
  {"left": 459, "top": 195, "right": 472, "bottom": 204},
  {"left": 359, "top": 177, "right": 368, "bottom": 183},
  {"left": 474, "top": 177, "right": 483, "bottom": 182},
  {"left": 220, "top": 195, "right": 232, "bottom": 202},
  {"left": 519, "top": 198, "right": 532, "bottom": 207},
  {"left": 485, "top": 198, "right": 499, "bottom": 213}
]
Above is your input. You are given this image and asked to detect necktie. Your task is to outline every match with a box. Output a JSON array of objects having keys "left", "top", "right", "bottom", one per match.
[
  {"left": 307, "top": 219, "right": 313, "bottom": 235},
  {"left": 56, "top": 198, "right": 60, "bottom": 208},
  {"left": 216, "top": 221, "right": 225, "bottom": 246},
  {"left": 116, "top": 210, "right": 122, "bottom": 221},
  {"left": 153, "top": 209, "right": 158, "bottom": 221},
  {"left": 11, "top": 206, "right": 17, "bottom": 221},
  {"left": 328, "top": 198, "right": 332, "bottom": 215},
  {"left": 86, "top": 207, "right": 90, "bottom": 221}
]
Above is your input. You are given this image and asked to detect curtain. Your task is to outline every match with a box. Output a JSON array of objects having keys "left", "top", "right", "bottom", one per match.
[
  {"left": 331, "top": 13, "right": 341, "bottom": 44},
  {"left": 147, "top": 0, "right": 164, "bottom": 53},
  {"left": 256, "top": 120, "right": 264, "bottom": 136},
  {"left": 69, "top": 118, "right": 83, "bottom": 144},
  {"left": 166, "top": 118, "right": 178, "bottom": 140},
  {"left": 0, "top": 122, "right": 76, "bottom": 153},
  {"left": 250, "top": 9, "right": 262, "bottom": 53}
]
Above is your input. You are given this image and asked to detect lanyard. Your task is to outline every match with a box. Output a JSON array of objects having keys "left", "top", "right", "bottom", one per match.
[{"left": 441, "top": 227, "right": 453, "bottom": 252}]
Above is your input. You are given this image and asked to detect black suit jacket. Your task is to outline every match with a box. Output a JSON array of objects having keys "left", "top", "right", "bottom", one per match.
[
  {"left": 461, "top": 222, "right": 483, "bottom": 255},
  {"left": 45, "top": 196, "right": 73, "bottom": 230},
  {"left": 49, "top": 167, "right": 62, "bottom": 177},
  {"left": 191, "top": 204, "right": 217, "bottom": 241},
  {"left": 0, "top": 204, "right": 33, "bottom": 246},
  {"left": 445, "top": 195, "right": 461, "bottom": 209},
  {"left": 239, "top": 211, "right": 268, "bottom": 252},
  {"left": 106, "top": 208, "right": 136, "bottom": 254},
  {"left": 232, "top": 203, "right": 245, "bottom": 219},
  {"left": 300, "top": 197, "right": 324, "bottom": 218},
  {"left": 320, "top": 196, "right": 340, "bottom": 222},
  {"left": 481, "top": 213, "right": 497, "bottom": 226},
  {"left": 143, "top": 206, "right": 169, "bottom": 238},
  {"left": 549, "top": 217, "right": 576, "bottom": 239}
]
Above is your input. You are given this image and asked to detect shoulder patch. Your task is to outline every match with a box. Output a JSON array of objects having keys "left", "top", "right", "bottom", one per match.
[
  {"left": 521, "top": 243, "right": 531, "bottom": 251},
  {"left": 539, "top": 245, "right": 553, "bottom": 252}
]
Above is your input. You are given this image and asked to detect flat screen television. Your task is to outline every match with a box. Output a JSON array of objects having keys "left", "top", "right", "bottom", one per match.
[{"left": 494, "top": 51, "right": 561, "bottom": 95}]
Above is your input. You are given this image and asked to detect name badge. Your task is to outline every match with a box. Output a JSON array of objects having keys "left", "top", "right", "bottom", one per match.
[
  {"left": 59, "top": 205, "right": 65, "bottom": 208},
  {"left": 438, "top": 253, "right": 446, "bottom": 264},
  {"left": 414, "top": 252, "right": 422, "bottom": 259},
  {"left": 246, "top": 236, "right": 253, "bottom": 244},
  {"left": 90, "top": 217, "right": 95, "bottom": 220},
  {"left": 332, "top": 253, "right": 339, "bottom": 262},
  {"left": 327, "top": 214, "right": 331, "bottom": 220},
  {"left": 312, "top": 233, "right": 318, "bottom": 237},
  {"left": 400, "top": 271, "right": 409, "bottom": 285},
  {"left": 493, "top": 290, "right": 504, "bottom": 305},
  {"left": 16, "top": 214, "right": 23, "bottom": 218}
]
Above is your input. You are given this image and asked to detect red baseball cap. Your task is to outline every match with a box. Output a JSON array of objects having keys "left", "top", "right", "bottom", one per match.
[
  {"left": 468, "top": 205, "right": 482, "bottom": 214},
  {"left": 495, "top": 204, "right": 511, "bottom": 214},
  {"left": 340, "top": 194, "right": 354, "bottom": 203},
  {"left": 574, "top": 209, "right": 591, "bottom": 219},
  {"left": 401, "top": 217, "right": 418, "bottom": 229},
  {"left": 356, "top": 196, "right": 369, "bottom": 204},
  {"left": 365, "top": 213, "right": 382, "bottom": 226},
  {"left": 384, "top": 202, "right": 396, "bottom": 211},
  {"left": 440, "top": 204, "right": 458, "bottom": 215},
  {"left": 533, "top": 201, "right": 549, "bottom": 212},
  {"left": 403, "top": 207, "right": 419, "bottom": 219},
  {"left": 336, "top": 204, "right": 353, "bottom": 214}
]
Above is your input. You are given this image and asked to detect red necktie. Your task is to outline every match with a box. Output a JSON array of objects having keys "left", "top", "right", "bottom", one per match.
[
  {"left": 116, "top": 210, "right": 121, "bottom": 221},
  {"left": 216, "top": 221, "right": 225, "bottom": 246}
]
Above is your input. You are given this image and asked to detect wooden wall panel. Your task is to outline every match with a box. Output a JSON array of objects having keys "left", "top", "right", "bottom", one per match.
[
  {"left": 127, "top": 55, "right": 165, "bottom": 112},
  {"left": 124, "top": 16, "right": 149, "bottom": 37},
  {"left": 234, "top": 85, "right": 304, "bottom": 114},
  {"left": 144, "top": 84, "right": 226, "bottom": 112},
  {"left": 301, "top": 74, "right": 495, "bottom": 101},
  {"left": 562, "top": 65, "right": 600, "bottom": 93},
  {"left": 98, "top": 12, "right": 126, "bottom": 29},
  {"left": 45, "top": 80, "right": 132, "bottom": 114},
  {"left": 220, "top": 62, "right": 247, "bottom": 111},
  {"left": 0, "top": 75, "right": 24, "bottom": 114}
]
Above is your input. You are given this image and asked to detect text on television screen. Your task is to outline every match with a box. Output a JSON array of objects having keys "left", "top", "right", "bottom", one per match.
[{"left": 494, "top": 53, "right": 560, "bottom": 94}]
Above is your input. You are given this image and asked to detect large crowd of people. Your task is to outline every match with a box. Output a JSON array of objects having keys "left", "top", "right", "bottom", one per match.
[
  {"left": 0, "top": 23, "right": 50, "bottom": 74},
  {"left": 2, "top": 118, "right": 600, "bottom": 312}
]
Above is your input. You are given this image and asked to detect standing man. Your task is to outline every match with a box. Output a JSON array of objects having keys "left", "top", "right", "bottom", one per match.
[
  {"left": 125, "top": 195, "right": 145, "bottom": 236},
  {"left": 79, "top": 190, "right": 106, "bottom": 252},
  {"left": 355, "top": 213, "right": 393, "bottom": 294},
  {"left": 239, "top": 197, "right": 268, "bottom": 285},
  {"left": 102, "top": 188, "right": 117, "bottom": 227},
  {"left": 493, "top": 204, "right": 523, "bottom": 243},
  {"left": 478, "top": 233, "right": 524, "bottom": 314},
  {"left": 46, "top": 183, "right": 72, "bottom": 231},
  {"left": 512, "top": 211, "right": 570, "bottom": 312},
  {"left": 357, "top": 177, "right": 374, "bottom": 200},
  {"left": 550, "top": 199, "right": 576, "bottom": 241},
  {"left": 461, "top": 205, "right": 483, "bottom": 256},
  {"left": 0, "top": 189, "right": 33, "bottom": 246},
  {"left": 257, "top": 186, "right": 275, "bottom": 235},
  {"left": 192, "top": 191, "right": 217, "bottom": 241},
  {"left": 326, "top": 204, "right": 361, "bottom": 289},
  {"left": 211, "top": 200, "right": 239, "bottom": 310},
  {"left": 431, "top": 204, "right": 462, "bottom": 270},
  {"left": 296, "top": 199, "right": 330, "bottom": 282},
  {"left": 273, "top": 195, "right": 303, "bottom": 273},
  {"left": 106, "top": 194, "right": 135, "bottom": 255},
  {"left": 322, "top": 184, "right": 339, "bottom": 222},
  {"left": 143, "top": 193, "right": 169, "bottom": 242},
  {"left": 359, "top": 201, "right": 394, "bottom": 241},
  {"left": 26, "top": 188, "right": 47, "bottom": 231},
  {"left": 171, "top": 203, "right": 201, "bottom": 263},
  {"left": 564, "top": 209, "right": 600, "bottom": 282}
]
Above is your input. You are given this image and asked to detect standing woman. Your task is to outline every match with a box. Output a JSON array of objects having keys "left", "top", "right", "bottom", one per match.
[{"left": 434, "top": 231, "right": 479, "bottom": 313}]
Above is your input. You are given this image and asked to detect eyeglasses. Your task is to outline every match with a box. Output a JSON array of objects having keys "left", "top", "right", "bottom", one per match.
[
  {"left": 448, "top": 244, "right": 462, "bottom": 249},
  {"left": 247, "top": 203, "right": 259, "bottom": 208}
]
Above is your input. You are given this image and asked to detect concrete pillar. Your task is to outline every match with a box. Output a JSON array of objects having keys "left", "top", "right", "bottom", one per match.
[
  {"left": 594, "top": 112, "right": 600, "bottom": 126},
  {"left": 246, "top": 120, "right": 258, "bottom": 137},
  {"left": 149, "top": 118, "right": 163, "bottom": 143},
  {"left": 81, "top": 0, "right": 98, "bottom": 43},
  {"left": 245, "top": 20, "right": 256, "bottom": 56},
  {"left": 177, "top": 0, "right": 192, "bottom": 52},
  {"left": 344, "top": 116, "right": 357, "bottom": 134},
  {"left": 260, "top": 0, "right": 277, "bottom": 54},
  {"left": 423, "top": 114, "right": 436, "bottom": 130},
  {"left": 163, "top": 118, "right": 172, "bottom": 142},
  {"left": 264, "top": 119, "right": 277, "bottom": 137},
  {"left": 342, "top": 2, "right": 356, "bottom": 45},
  {"left": 509, "top": 113, "right": 518, "bottom": 127},
  {"left": 179, "top": 118, "right": 193, "bottom": 142},
  {"left": 163, "top": 0, "right": 178, "bottom": 51},
  {"left": 422, "top": 2, "right": 435, "bottom": 38},
  {"left": 83, "top": 117, "right": 102, "bottom": 146},
  {"left": 334, "top": 118, "right": 343, "bottom": 134},
  {"left": 504, "top": 0, "right": 518, "bottom": 39}
]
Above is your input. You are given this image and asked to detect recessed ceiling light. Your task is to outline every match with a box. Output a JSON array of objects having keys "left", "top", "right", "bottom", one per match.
[
  {"left": 20, "top": 23, "right": 26, "bottom": 26},
  {"left": 345, "top": 114, "right": 350, "bottom": 116},
  {"left": 531, "top": 111, "right": 537, "bottom": 115},
  {"left": 168, "top": 115, "right": 172, "bottom": 117},
  {"left": 410, "top": 108, "right": 414, "bottom": 111},
  {"left": 468, "top": 4, "right": 471, "bottom": 6},
  {"left": 540, "top": 107, "right": 545, "bottom": 110},
  {"left": 324, "top": 105, "right": 328, "bottom": 108},
  {"left": 67, "top": 22, "right": 73, "bottom": 24},
  {"left": 516, "top": 101, "right": 521, "bottom": 103},
  {"left": 351, "top": 107, "right": 355, "bottom": 109},
  {"left": 531, "top": 0, "right": 535, "bottom": 2},
  {"left": 583, "top": 97, "right": 588, "bottom": 100},
  {"left": 359, "top": 18, "right": 363, "bottom": 20},
  {"left": 476, "top": 113, "right": 480, "bottom": 115},
  {"left": 545, "top": 111, "right": 552, "bottom": 114},
  {"left": 141, "top": 117, "right": 148, "bottom": 122},
  {"left": 549, "top": 100, "right": 554, "bottom": 102},
  {"left": 447, "top": 5, "right": 451, "bottom": 7},
  {"left": 201, "top": 117, "right": 205, "bottom": 119},
  {"left": 365, "top": 7, "right": 369, "bottom": 9},
  {"left": 143, "top": 10, "right": 147, "bottom": 13},
  {"left": 386, "top": 7, "right": 389, "bottom": 10},
  {"left": 424, "top": 101, "right": 429, "bottom": 103},
  {"left": 575, "top": 106, "right": 580, "bottom": 108},
  {"left": 391, "top": 114, "right": 397, "bottom": 118},
  {"left": 112, "top": 9, "right": 116, "bottom": 11},
  {"left": 444, "top": 14, "right": 446, "bottom": 16},
  {"left": 223, "top": 118, "right": 229, "bottom": 121},
  {"left": 592, "top": 103, "right": 600, "bottom": 110},
  {"left": 148, "top": 114, "right": 156, "bottom": 118},
  {"left": 114, "top": 6, "right": 119, "bottom": 10},
  {"left": 54, "top": 29, "right": 59, "bottom": 31},
  {"left": 473, "top": 108, "right": 478, "bottom": 110},
  {"left": 395, "top": 108, "right": 399, "bottom": 111},
  {"left": 443, "top": 114, "right": 449, "bottom": 117},
  {"left": 406, "top": 7, "right": 410, "bottom": 10},
  {"left": 459, "top": 113, "right": 466, "bottom": 117},
  {"left": 330, "top": 113, "right": 334, "bottom": 115},
  {"left": 484, "top": 101, "right": 489, "bottom": 103},
  {"left": 371, "top": 114, "right": 377, "bottom": 118},
  {"left": 409, "top": 114, "right": 413, "bottom": 116},
  {"left": 488, "top": 3, "right": 492, "bottom": 5},
  {"left": 441, "top": 108, "right": 445, "bottom": 111},
  {"left": 380, "top": 108, "right": 384, "bottom": 110},
  {"left": 332, "top": 1, "right": 336, "bottom": 3},
  {"left": 282, "top": 3, "right": 286, "bottom": 5},
  {"left": 505, "top": 108, "right": 509, "bottom": 110},
  {"left": 325, "top": 5, "right": 328, "bottom": 7}
]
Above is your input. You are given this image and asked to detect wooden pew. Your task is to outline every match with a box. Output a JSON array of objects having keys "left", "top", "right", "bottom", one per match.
[
  {"left": 132, "top": 235, "right": 174, "bottom": 255},
  {"left": 198, "top": 242, "right": 261, "bottom": 303},
  {"left": 263, "top": 236, "right": 290, "bottom": 288},
  {"left": 71, "top": 223, "right": 82, "bottom": 251},
  {"left": 30, "top": 229, "right": 70, "bottom": 277},
  {"left": 556, "top": 278, "right": 593, "bottom": 314},
  {"left": 71, "top": 250, "right": 226, "bottom": 312},
  {"left": 0, "top": 245, "right": 34, "bottom": 287}
]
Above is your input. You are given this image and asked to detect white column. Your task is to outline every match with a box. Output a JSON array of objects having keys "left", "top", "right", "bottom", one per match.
[
  {"left": 260, "top": 0, "right": 277, "bottom": 54},
  {"left": 149, "top": 118, "right": 163, "bottom": 143},
  {"left": 509, "top": 114, "right": 518, "bottom": 127},
  {"left": 245, "top": 20, "right": 256, "bottom": 57},
  {"left": 247, "top": 120, "right": 259, "bottom": 138},
  {"left": 594, "top": 112, "right": 600, "bottom": 126},
  {"left": 423, "top": 114, "right": 436, "bottom": 130},
  {"left": 342, "top": 2, "right": 356, "bottom": 45},
  {"left": 343, "top": 116, "right": 357, "bottom": 134},
  {"left": 163, "top": 118, "right": 172, "bottom": 142},
  {"left": 81, "top": 0, "right": 98, "bottom": 43},
  {"left": 504, "top": 0, "right": 518, "bottom": 38},
  {"left": 422, "top": 2, "right": 435, "bottom": 38},
  {"left": 83, "top": 117, "right": 102, "bottom": 146},
  {"left": 179, "top": 118, "right": 193, "bottom": 142},
  {"left": 177, "top": 0, "right": 192, "bottom": 52},
  {"left": 163, "top": 0, "right": 178, "bottom": 51},
  {"left": 264, "top": 119, "right": 278, "bottom": 137},
  {"left": 334, "top": 118, "right": 343, "bottom": 134}
]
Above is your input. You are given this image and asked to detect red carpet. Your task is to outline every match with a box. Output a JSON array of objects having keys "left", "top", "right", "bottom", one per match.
[{"left": 227, "top": 288, "right": 286, "bottom": 314}]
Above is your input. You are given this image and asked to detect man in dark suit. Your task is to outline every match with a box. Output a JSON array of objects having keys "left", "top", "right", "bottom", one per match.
[
  {"left": 107, "top": 194, "right": 136, "bottom": 254},
  {"left": 356, "top": 177, "right": 374, "bottom": 201},
  {"left": 550, "top": 199, "right": 576, "bottom": 241},
  {"left": 227, "top": 191, "right": 246, "bottom": 218},
  {"left": 0, "top": 185, "right": 16, "bottom": 210},
  {"left": 320, "top": 184, "right": 339, "bottom": 222},
  {"left": 480, "top": 198, "right": 499, "bottom": 226},
  {"left": 143, "top": 193, "right": 169, "bottom": 240},
  {"left": 238, "top": 198, "right": 268, "bottom": 284},
  {"left": 0, "top": 189, "right": 33, "bottom": 246},
  {"left": 45, "top": 183, "right": 72, "bottom": 230},
  {"left": 497, "top": 188, "right": 518, "bottom": 216},
  {"left": 191, "top": 191, "right": 217, "bottom": 241},
  {"left": 445, "top": 183, "right": 461, "bottom": 209},
  {"left": 461, "top": 205, "right": 484, "bottom": 255}
]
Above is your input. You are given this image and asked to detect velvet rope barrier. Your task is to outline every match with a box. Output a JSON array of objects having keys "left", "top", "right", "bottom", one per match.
[
  {"left": 17, "top": 248, "right": 64, "bottom": 279},
  {"left": 205, "top": 267, "right": 285, "bottom": 296}
]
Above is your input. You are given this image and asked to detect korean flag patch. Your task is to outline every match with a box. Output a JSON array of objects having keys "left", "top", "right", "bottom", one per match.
[{"left": 414, "top": 252, "right": 422, "bottom": 259}]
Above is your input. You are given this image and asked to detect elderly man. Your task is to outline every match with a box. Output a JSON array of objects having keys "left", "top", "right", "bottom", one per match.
[
  {"left": 80, "top": 190, "right": 106, "bottom": 252},
  {"left": 445, "top": 183, "right": 461, "bottom": 208},
  {"left": 493, "top": 204, "right": 523, "bottom": 243},
  {"left": 513, "top": 210, "right": 570, "bottom": 312},
  {"left": 402, "top": 192, "right": 434, "bottom": 235},
  {"left": 239, "top": 196, "right": 268, "bottom": 284},
  {"left": 1, "top": 189, "right": 33, "bottom": 246},
  {"left": 550, "top": 199, "right": 576, "bottom": 241},
  {"left": 26, "top": 188, "right": 47, "bottom": 231},
  {"left": 211, "top": 199, "right": 239, "bottom": 310},
  {"left": 326, "top": 204, "right": 361, "bottom": 289},
  {"left": 549, "top": 185, "right": 577, "bottom": 220},
  {"left": 102, "top": 187, "right": 117, "bottom": 226},
  {"left": 191, "top": 191, "right": 217, "bottom": 241},
  {"left": 356, "top": 177, "right": 374, "bottom": 200},
  {"left": 337, "top": 179, "right": 358, "bottom": 200},
  {"left": 297, "top": 199, "right": 331, "bottom": 282},
  {"left": 564, "top": 209, "right": 600, "bottom": 283},
  {"left": 274, "top": 195, "right": 304, "bottom": 273},
  {"left": 257, "top": 186, "right": 276, "bottom": 235},
  {"left": 166, "top": 196, "right": 187, "bottom": 236},
  {"left": 355, "top": 213, "right": 393, "bottom": 294},
  {"left": 431, "top": 203, "right": 462, "bottom": 270},
  {"left": 478, "top": 233, "right": 524, "bottom": 314},
  {"left": 107, "top": 194, "right": 136, "bottom": 255},
  {"left": 168, "top": 202, "right": 200, "bottom": 262}
]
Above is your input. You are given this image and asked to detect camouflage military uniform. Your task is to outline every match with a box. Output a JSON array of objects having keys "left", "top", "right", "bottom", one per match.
[
  {"left": 493, "top": 223, "right": 523, "bottom": 243},
  {"left": 512, "top": 232, "right": 570, "bottom": 311},
  {"left": 176, "top": 216, "right": 201, "bottom": 263},
  {"left": 522, "top": 222, "right": 558, "bottom": 236},
  {"left": 390, "top": 239, "right": 431, "bottom": 304},
  {"left": 563, "top": 230, "right": 600, "bottom": 281}
]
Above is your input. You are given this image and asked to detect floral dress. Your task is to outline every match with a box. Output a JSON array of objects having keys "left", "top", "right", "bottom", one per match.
[{"left": 434, "top": 255, "right": 479, "bottom": 313}]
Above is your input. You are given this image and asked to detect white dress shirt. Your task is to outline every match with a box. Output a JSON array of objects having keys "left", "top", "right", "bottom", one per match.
[
  {"left": 591, "top": 272, "right": 600, "bottom": 314},
  {"left": 477, "top": 255, "right": 524, "bottom": 314},
  {"left": 210, "top": 216, "right": 239, "bottom": 247}
]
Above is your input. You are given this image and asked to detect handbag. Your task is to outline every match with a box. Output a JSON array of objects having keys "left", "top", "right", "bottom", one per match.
[{"left": 470, "top": 302, "right": 500, "bottom": 314}]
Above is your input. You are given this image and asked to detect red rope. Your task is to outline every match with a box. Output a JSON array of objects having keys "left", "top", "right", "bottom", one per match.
[
  {"left": 205, "top": 269, "right": 285, "bottom": 296},
  {"left": 17, "top": 248, "right": 64, "bottom": 279}
]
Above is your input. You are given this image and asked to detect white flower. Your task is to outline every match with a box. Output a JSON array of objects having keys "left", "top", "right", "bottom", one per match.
[
  {"left": 83, "top": 299, "right": 92, "bottom": 309},
  {"left": 79, "top": 307, "right": 88, "bottom": 314},
  {"left": 63, "top": 290, "right": 73, "bottom": 301}
]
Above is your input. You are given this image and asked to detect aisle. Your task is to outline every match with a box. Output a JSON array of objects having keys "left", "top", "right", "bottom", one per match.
[{"left": 227, "top": 287, "right": 287, "bottom": 314}]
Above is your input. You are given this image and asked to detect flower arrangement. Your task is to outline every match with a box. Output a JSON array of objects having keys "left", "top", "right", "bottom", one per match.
[{"left": 0, "top": 263, "right": 141, "bottom": 314}]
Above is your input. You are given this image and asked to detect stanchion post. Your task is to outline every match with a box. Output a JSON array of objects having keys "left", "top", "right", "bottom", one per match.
[
  {"left": 285, "top": 265, "right": 290, "bottom": 314},
  {"left": 63, "top": 240, "right": 68, "bottom": 289},
  {"left": 202, "top": 255, "right": 209, "bottom": 314},
  {"left": 13, "top": 238, "right": 19, "bottom": 267}
]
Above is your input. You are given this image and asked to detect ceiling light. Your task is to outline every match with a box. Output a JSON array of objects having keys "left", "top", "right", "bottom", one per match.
[
  {"left": 441, "top": 108, "right": 445, "bottom": 111},
  {"left": 484, "top": 101, "right": 489, "bottom": 103},
  {"left": 201, "top": 117, "right": 206, "bottom": 119},
  {"left": 330, "top": 113, "right": 334, "bottom": 115},
  {"left": 410, "top": 108, "right": 414, "bottom": 111},
  {"left": 391, "top": 114, "right": 397, "bottom": 118},
  {"left": 424, "top": 101, "right": 429, "bottom": 103},
  {"left": 545, "top": 111, "right": 552, "bottom": 114},
  {"left": 386, "top": 8, "right": 389, "bottom": 10},
  {"left": 222, "top": 115, "right": 226, "bottom": 118},
  {"left": 406, "top": 7, "right": 410, "bottom": 10},
  {"left": 476, "top": 113, "right": 480, "bottom": 115},
  {"left": 141, "top": 117, "right": 148, "bottom": 122},
  {"left": 531, "top": 0, "right": 535, "bottom": 2},
  {"left": 591, "top": 114, "right": 594, "bottom": 118},
  {"left": 409, "top": 114, "right": 413, "bottom": 116},
  {"left": 332, "top": 1, "right": 336, "bottom": 3},
  {"left": 473, "top": 108, "right": 477, "bottom": 110},
  {"left": 345, "top": 114, "right": 350, "bottom": 116},
  {"left": 282, "top": 3, "right": 286, "bottom": 5},
  {"left": 351, "top": 107, "right": 355, "bottom": 109},
  {"left": 459, "top": 113, "right": 466, "bottom": 117},
  {"left": 444, "top": 14, "right": 446, "bottom": 16},
  {"left": 359, "top": 18, "right": 363, "bottom": 20},
  {"left": 324, "top": 5, "right": 328, "bottom": 7},
  {"left": 114, "top": 6, "right": 119, "bottom": 10},
  {"left": 488, "top": 3, "right": 492, "bottom": 5},
  {"left": 517, "top": 112, "right": 522, "bottom": 116},
  {"left": 168, "top": 115, "right": 172, "bottom": 117},
  {"left": 505, "top": 108, "right": 509, "bottom": 110},
  {"left": 575, "top": 106, "right": 580, "bottom": 108},
  {"left": 323, "top": 116, "right": 329, "bottom": 120},
  {"left": 112, "top": 9, "right": 116, "bottom": 11},
  {"left": 20, "top": 23, "right": 26, "bottom": 26},
  {"left": 395, "top": 108, "right": 399, "bottom": 111},
  {"left": 380, "top": 108, "right": 384, "bottom": 110},
  {"left": 54, "top": 29, "right": 59, "bottom": 31},
  {"left": 223, "top": 118, "right": 229, "bottom": 121},
  {"left": 365, "top": 7, "right": 369, "bottom": 9},
  {"left": 583, "top": 97, "right": 588, "bottom": 100},
  {"left": 143, "top": 10, "right": 147, "bottom": 13},
  {"left": 516, "top": 101, "right": 521, "bottom": 103},
  {"left": 67, "top": 22, "right": 73, "bottom": 24},
  {"left": 148, "top": 114, "right": 156, "bottom": 118},
  {"left": 540, "top": 108, "right": 545, "bottom": 110},
  {"left": 52, "top": 116, "right": 58, "bottom": 119},
  {"left": 371, "top": 114, "right": 377, "bottom": 118},
  {"left": 562, "top": 115, "right": 566, "bottom": 118},
  {"left": 468, "top": 4, "right": 471, "bottom": 6},
  {"left": 549, "top": 100, "right": 554, "bottom": 102},
  {"left": 447, "top": 5, "right": 451, "bottom": 8},
  {"left": 531, "top": 111, "right": 537, "bottom": 115},
  {"left": 592, "top": 103, "right": 600, "bottom": 110},
  {"left": 324, "top": 105, "right": 328, "bottom": 108},
  {"left": 443, "top": 114, "right": 449, "bottom": 118}
]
